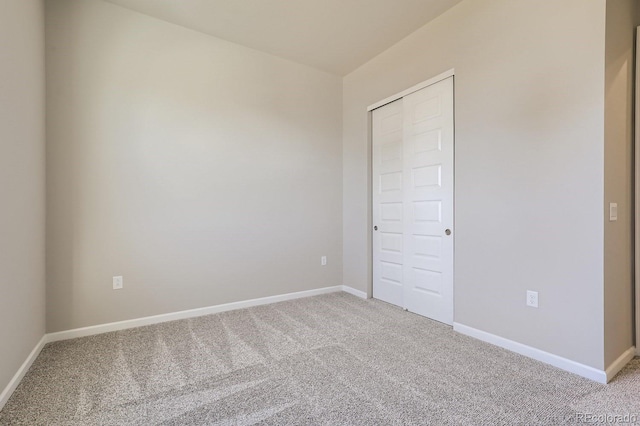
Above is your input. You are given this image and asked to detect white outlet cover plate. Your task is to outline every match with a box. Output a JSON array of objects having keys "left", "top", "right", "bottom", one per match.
[{"left": 113, "top": 276, "right": 123, "bottom": 290}]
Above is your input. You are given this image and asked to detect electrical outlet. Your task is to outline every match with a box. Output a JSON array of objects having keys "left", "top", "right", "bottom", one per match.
[
  {"left": 321, "top": 256, "right": 327, "bottom": 266},
  {"left": 113, "top": 276, "right": 123, "bottom": 290},
  {"left": 526, "top": 290, "right": 538, "bottom": 308}
]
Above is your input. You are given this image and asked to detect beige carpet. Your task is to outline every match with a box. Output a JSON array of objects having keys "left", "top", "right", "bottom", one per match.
[{"left": 1, "top": 292, "right": 638, "bottom": 425}]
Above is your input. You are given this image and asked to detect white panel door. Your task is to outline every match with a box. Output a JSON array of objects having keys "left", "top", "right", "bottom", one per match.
[
  {"left": 372, "top": 77, "right": 454, "bottom": 325},
  {"left": 372, "top": 99, "right": 404, "bottom": 307},
  {"left": 403, "top": 77, "right": 454, "bottom": 324}
]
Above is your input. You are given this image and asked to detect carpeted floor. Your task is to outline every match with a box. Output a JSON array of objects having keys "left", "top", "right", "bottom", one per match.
[{"left": 1, "top": 292, "right": 638, "bottom": 425}]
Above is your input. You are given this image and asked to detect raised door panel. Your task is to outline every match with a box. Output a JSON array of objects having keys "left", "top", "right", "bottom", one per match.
[
  {"left": 402, "top": 77, "right": 454, "bottom": 325},
  {"left": 372, "top": 99, "right": 404, "bottom": 307}
]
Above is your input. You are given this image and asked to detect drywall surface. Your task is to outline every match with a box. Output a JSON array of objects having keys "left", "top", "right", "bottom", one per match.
[
  {"left": 104, "top": 0, "right": 465, "bottom": 75},
  {"left": 46, "top": 0, "right": 342, "bottom": 332},
  {"left": 0, "top": 0, "right": 46, "bottom": 395},
  {"left": 603, "top": 0, "right": 636, "bottom": 367},
  {"left": 343, "top": 0, "right": 607, "bottom": 368}
]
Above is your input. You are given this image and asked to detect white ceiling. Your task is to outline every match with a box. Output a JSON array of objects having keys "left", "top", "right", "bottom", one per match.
[{"left": 102, "top": 0, "right": 463, "bottom": 75}]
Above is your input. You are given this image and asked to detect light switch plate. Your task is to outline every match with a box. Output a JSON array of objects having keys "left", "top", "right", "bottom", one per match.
[{"left": 609, "top": 203, "right": 618, "bottom": 222}]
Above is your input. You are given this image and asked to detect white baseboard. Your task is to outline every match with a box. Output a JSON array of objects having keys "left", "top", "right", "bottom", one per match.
[
  {"left": 605, "top": 346, "right": 636, "bottom": 382},
  {"left": 0, "top": 335, "right": 46, "bottom": 412},
  {"left": 46, "top": 286, "right": 346, "bottom": 343},
  {"left": 341, "top": 285, "right": 368, "bottom": 299},
  {"left": 453, "top": 322, "right": 608, "bottom": 384},
  {"left": 2, "top": 286, "right": 359, "bottom": 411}
]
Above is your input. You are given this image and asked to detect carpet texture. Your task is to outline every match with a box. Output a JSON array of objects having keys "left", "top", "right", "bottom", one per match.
[{"left": 1, "top": 292, "right": 638, "bottom": 425}]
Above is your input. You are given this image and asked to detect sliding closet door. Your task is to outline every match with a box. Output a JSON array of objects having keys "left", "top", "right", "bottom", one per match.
[
  {"left": 372, "top": 99, "right": 404, "bottom": 307},
  {"left": 372, "top": 77, "right": 454, "bottom": 325},
  {"left": 402, "top": 77, "right": 454, "bottom": 324}
]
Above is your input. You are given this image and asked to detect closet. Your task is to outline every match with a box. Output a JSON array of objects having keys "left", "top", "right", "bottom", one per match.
[{"left": 371, "top": 76, "right": 454, "bottom": 324}]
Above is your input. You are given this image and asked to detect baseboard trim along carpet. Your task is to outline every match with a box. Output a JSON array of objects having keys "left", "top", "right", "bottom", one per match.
[
  {"left": 1, "top": 285, "right": 366, "bottom": 409},
  {"left": 8, "top": 289, "right": 628, "bottom": 415},
  {"left": 47, "top": 286, "right": 366, "bottom": 343},
  {"left": 453, "top": 322, "right": 636, "bottom": 384},
  {"left": 45, "top": 285, "right": 367, "bottom": 343},
  {"left": 605, "top": 346, "right": 636, "bottom": 382},
  {"left": 340, "top": 285, "right": 368, "bottom": 299},
  {"left": 0, "top": 336, "right": 47, "bottom": 411}
]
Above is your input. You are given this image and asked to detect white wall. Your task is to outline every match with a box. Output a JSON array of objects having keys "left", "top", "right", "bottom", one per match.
[
  {"left": 0, "top": 0, "right": 46, "bottom": 396},
  {"left": 603, "top": 0, "right": 637, "bottom": 367},
  {"left": 343, "top": 0, "right": 607, "bottom": 369},
  {"left": 45, "top": 0, "right": 343, "bottom": 332}
]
